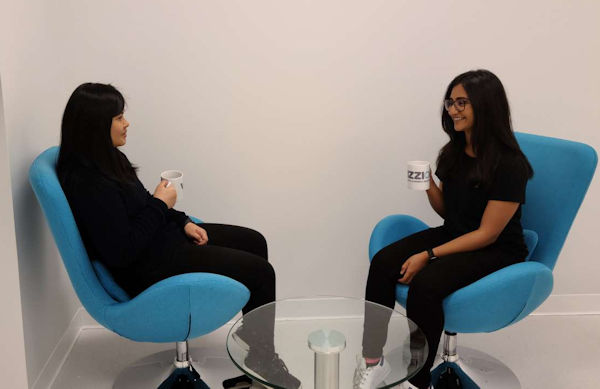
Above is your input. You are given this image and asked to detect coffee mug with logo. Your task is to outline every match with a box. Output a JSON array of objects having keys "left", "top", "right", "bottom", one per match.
[
  {"left": 407, "top": 161, "right": 430, "bottom": 190},
  {"left": 160, "top": 170, "right": 184, "bottom": 201}
]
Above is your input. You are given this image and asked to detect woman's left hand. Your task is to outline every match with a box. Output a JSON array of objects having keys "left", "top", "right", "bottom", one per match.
[
  {"left": 184, "top": 222, "right": 209, "bottom": 245},
  {"left": 398, "top": 251, "right": 429, "bottom": 284}
]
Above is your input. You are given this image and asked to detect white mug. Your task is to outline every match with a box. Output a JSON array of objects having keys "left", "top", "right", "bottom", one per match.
[
  {"left": 407, "top": 161, "right": 430, "bottom": 190},
  {"left": 160, "top": 170, "right": 184, "bottom": 201}
]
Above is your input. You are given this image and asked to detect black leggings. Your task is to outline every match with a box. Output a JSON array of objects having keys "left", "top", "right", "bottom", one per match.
[
  {"left": 140, "top": 223, "right": 276, "bottom": 345},
  {"left": 363, "top": 226, "right": 521, "bottom": 388}
]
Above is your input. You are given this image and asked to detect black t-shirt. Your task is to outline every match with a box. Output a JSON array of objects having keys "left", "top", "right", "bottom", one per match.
[{"left": 436, "top": 152, "right": 529, "bottom": 258}]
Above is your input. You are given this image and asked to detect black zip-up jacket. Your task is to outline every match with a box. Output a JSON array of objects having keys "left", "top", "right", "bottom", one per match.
[{"left": 61, "top": 164, "right": 190, "bottom": 286}]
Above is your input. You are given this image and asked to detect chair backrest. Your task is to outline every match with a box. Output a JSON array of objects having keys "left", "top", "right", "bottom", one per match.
[
  {"left": 29, "top": 147, "right": 116, "bottom": 327},
  {"left": 516, "top": 132, "right": 597, "bottom": 270}
]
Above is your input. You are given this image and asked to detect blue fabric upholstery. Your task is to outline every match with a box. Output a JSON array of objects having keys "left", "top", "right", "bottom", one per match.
[
  {"left": 369, "top": 132, "right": 596, "bottom": 333},
  {"left": 29, "top": 147, "right": 250, "bottom": 342},
  {"left": 522, "top": 229, "right": 538, "bottom": 261}
]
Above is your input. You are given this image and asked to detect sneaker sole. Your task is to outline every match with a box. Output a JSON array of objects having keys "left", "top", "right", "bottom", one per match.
[{"left": 242, "top": 364, "right": 302, "bottom": 389}]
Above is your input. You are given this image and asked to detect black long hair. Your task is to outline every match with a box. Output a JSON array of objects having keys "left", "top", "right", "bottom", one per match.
[
  {"left": 436, "top": 69, "right": 533, "bottom": 187},
  {"left": 57, "top": 83, "right": 137, "bottom": 184}
]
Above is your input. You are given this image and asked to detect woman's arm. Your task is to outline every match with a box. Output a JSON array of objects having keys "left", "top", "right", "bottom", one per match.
[
  {"left": 146, "top": 190, "right": 189, "bottom": 227},
  {"left": 431, "top": 199, "right": 519, "bottom": 257},
  {"left": 71, "top": 183, "right": 169, "bottom": 268},
  {"left": 398, "top": 199, "right": 519, "bottom": 283},
  {"left": 426, "top": 174, "right": 445, "bottom": 217}
]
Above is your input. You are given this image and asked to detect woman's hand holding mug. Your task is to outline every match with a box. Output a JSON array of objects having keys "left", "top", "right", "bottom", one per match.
[{"left": 153, "top": 180, "right": 177, "bottom": 208}]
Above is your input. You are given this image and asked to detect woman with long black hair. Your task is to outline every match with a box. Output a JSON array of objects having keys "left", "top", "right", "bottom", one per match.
[
  {"left": 57, "top": 83, "right": 300, "bottom": 388},
  {"left": 355, "top": 70, "right": 533, "bottom": 389}
]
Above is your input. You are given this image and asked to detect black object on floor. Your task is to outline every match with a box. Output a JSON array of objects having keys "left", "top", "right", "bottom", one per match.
[
  {"left": 222, "top": 374, "right": 252, "bottom": 388},
  {"left": 436, "top": 366, "right": 463, "bottom": 389},
  {"left": 158, "top": 366, "right": 210, "bottom": 389}
]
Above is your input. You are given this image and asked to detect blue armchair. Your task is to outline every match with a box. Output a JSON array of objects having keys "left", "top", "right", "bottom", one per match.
[
  {"left": 368, "top": 133, "right": 597, "bottom": 388},
  {"left": 29, "top": 147, "right": 250, "bottom": 389}
]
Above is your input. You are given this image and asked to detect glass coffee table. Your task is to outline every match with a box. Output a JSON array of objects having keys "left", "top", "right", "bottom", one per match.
[{"left": 226, "top": 297, "right": 427, "bottom": 389}]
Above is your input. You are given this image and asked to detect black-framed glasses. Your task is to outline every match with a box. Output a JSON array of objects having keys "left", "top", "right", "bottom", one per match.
[{"left": 443, "top": 98, "right": 470, "bottom": 112}]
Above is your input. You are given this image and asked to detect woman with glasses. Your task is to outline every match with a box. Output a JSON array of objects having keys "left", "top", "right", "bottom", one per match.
[{"left": 354, "top": 70, "right": 533, "bottom": 389}]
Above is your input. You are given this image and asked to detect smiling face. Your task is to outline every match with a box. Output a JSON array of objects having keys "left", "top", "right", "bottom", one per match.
[
  {"left": 447, "top": 84, "right": 474, "bottom": 134},
  {"left": 110, "top": 112, "right": 129, "bottom": 147}
]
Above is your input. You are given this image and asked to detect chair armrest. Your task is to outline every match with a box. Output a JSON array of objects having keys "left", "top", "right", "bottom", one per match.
[
  {"left": 103, "top": 273, "right": 250, "bottom": 342},
  {"left": 189, "top": 215, "right": 203, "bottom": 224},
  {"left": 369, "top": 215, "right": 429, "bottom": 260}
]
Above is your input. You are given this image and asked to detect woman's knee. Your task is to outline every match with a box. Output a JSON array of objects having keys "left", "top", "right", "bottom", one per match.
[
  {"left": 241, "top": 227, "right": 268, "bottom": 259},
  {"left": 370, "top": 245, "right": 407, "bottom": 275},
  {"left": 408, "top": 270, "right": 443, "bottom": 301},
  {"left": 248, "top": 254, "right": 275, "bottom": 281},
  {"left": 263, "top": 259, "right": 275, "bottom": 281},
  {"left": 253, "top": 229, "right": 268, "bottom": 255}
]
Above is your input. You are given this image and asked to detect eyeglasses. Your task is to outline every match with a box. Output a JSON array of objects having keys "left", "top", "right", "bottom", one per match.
[{"left": 443, "top": 98, "right": 470, "bottom": 112}]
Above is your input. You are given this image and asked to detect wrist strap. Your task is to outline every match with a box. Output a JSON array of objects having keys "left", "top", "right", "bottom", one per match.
[{"left": 427, "top": 248, "right": 437, "bottom": 260}]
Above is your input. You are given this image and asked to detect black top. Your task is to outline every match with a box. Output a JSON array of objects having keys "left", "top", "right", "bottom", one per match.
[
  {"left": 61, "top": 164, "right": 191, "bottom": 288},
  {"left": 436, "top": 152, "right": 529, "bottom": 258}
]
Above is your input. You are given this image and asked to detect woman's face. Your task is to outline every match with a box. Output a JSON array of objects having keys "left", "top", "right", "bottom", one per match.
[
  {"left": 447, "top": 83, "right": 474, "bottom": 134},
  {"left": 110, "top": 112, "right": 129, "bottom": 147}
]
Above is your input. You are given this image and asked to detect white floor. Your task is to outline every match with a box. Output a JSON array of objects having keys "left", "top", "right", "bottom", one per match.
[{"left": 50, "top": 314, "right": 600, "bottom": 389}]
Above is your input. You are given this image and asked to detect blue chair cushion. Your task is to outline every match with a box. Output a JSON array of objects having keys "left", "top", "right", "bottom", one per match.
[
  {"left": 395, "top": 260, "right": 553, "bottom": 333},
  {"left": 104, "top": 273, "right": 250, "bottom": 342}
]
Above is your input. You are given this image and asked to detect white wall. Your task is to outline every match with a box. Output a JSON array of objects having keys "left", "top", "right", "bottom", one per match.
[
  {"left": 1, "top": 0, "right": 598, "bottom": 385},
  {"left": 0, "top": 1, "right": 83, "bottom": 386},
  {"left": 0, "top": 76, "right": 28, "bottom": 387}
]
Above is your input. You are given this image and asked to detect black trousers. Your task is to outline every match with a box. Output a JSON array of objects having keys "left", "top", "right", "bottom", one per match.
[
  {"left": 139, "top": 223, "right": 276, "bottom": 347},
  {"left": 363, "top": 226, "right": 522, "bottom": 389}
]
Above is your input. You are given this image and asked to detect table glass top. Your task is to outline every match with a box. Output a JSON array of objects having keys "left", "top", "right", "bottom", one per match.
[{"left": 226, "top": 296, "right": 427, "bottom": 389}]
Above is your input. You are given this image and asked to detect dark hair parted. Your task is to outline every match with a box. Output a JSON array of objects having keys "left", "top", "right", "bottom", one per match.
[
  {"left": 436, "top": 69, "right": 533, "bottom": 187},
  {"left": 57, "top": 83, "right": 137, "bottom": 185}
]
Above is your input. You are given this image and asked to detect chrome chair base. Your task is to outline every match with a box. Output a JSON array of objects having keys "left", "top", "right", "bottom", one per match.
[
  {"left": 113, "top": 342, "right": 210, "bottom": 389},
  {"left": 431, "top": 333, "right": 520, "bottom": 389}
]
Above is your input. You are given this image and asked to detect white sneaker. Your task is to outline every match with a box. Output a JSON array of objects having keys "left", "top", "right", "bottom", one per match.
[{"left": 353, "top": 356, "right": 391, "bottom": 389}]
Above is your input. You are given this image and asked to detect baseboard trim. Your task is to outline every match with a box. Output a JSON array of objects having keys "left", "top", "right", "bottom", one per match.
[
  {"left": 532, "top": 294, "right": 600, "bottom": 316},
  {"left": 31, "top": 307, "right": 93, "bottom": 389}
]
